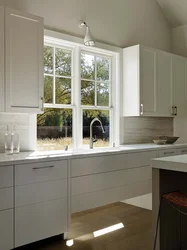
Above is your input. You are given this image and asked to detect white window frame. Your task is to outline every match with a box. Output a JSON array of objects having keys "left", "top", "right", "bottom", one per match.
[{"left": 40, "top": 29, "right": 121, "bottom": 149}]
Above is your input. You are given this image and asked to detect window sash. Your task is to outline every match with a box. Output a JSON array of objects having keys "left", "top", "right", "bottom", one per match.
[{"left": 41, "top": 39, "right": 117, "bottom": 149}]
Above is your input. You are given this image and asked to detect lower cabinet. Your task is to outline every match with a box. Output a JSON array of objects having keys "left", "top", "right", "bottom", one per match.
[
  {"left": 15, "top": 198, "right": 67, "bottom": 248},
  {"left": 71, "top": 151, "right": 155, "bottom": 213},
  {"left": 14, "top": 160, "right": 69, "bottom": 248},
  {"left": 0, "top": 209, "right": 13, "bottom": 250}
]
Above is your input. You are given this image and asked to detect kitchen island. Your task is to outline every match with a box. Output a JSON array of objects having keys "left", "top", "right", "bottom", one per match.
[{"left": 152, "top": 155, "right": 187, "bottom": 250}]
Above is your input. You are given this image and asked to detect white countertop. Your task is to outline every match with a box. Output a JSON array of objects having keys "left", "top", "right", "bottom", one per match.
[
  {"left": 0, "top": 143, "right": 187, "bottom": 166},
  {"left": 152, "top": 154, "right": 187, "bottom": 173}
]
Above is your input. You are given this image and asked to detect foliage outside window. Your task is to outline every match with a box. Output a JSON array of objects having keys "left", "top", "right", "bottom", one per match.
[{"left": 37, "top": 42, "right": 114, "bottom": 151}]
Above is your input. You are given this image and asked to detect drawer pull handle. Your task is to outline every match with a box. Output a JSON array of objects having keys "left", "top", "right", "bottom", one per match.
[
  {"left": 182, "top": 150, "right": 187, "bottom": 153},
  {"left": 33, "top": 166, "right": 55, "bottom": 170},
  {"left": 164, "top": 152, "right": 174, "bottom": 155}
]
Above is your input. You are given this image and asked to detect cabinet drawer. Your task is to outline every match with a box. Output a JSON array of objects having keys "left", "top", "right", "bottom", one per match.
[
  {"left": 72, "top": 180, "right": 152, "bottom": 213},
  {"left": 16, "top": 179, "right": 67, "bottom": 207},
  {"left": 0, "top": 187, "right": 13, "bottom": 210},
  {"left": 128, "top": 151, "right": 157, "bottom": 168},
  {"left": 72, "top": 166, "right": 151, "bottom": 195},
  {"left": 177, "top": 147, "right": 187, "bottom": 155},
  {"left": 15, "top": 160, "right": 68, "bottom": 185},
  {"left": 0, "top": 166, "right": 13, "bottom": 188},
  {"left": 0, "top": 209, "right": 13, "bottom": 250},
  {"left": 71, "top": 151, "right": 156, "bottom": 177},
  {"left": 71, "top": 154, "right": 128, "bottom": 177},
  {"left": 15, "top": 198, "right": 67, "bottom": 247},
  {"left": 158, "top": 149, "right": 177, "bottom": 157}
]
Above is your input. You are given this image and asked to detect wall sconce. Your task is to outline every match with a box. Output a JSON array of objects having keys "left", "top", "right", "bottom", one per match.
[{"left": 79, "top": 20, "right": 95, "bottom": 46}]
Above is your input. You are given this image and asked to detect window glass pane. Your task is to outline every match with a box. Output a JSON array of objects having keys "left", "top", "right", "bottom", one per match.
[
  {"left": 81, "top": 53, "right": 95, "bottom": 80},
  {"left": 56, "top": 77, "right": 71, "bottom": 104},
  {"left": 44, "top": 76, "right": 53, "bottom": 103},
  {"left": 55, "top": 48, "right": 71, "bottom": 76},
  {"left": 96, "top": 56, "right": 110, "bottom": 81},
  {"left": 37, "top": 108, "right": 73, "bottom": 151},
  {"left": 44, "top": 46, "right": 53, "bottom": 74},
  {"left": 97, "top": 82, "right": 109, "bottom": 106},
  {"left": 82, "top": 109, "right": 110, "bottom": 147},
  {"left": 81, "top": 80, "right": 95, "bottom": 106}
]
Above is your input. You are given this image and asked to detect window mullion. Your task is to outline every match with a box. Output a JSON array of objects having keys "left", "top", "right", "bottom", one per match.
[
  {"left": 95, "top": 56, "right": 97, "bottom": 106},
  {"left": 73, "top": 46, "right": 81, "bottom": 149},
  {"left": 53, "top": 47, "right": 56, "bottom": 104}
]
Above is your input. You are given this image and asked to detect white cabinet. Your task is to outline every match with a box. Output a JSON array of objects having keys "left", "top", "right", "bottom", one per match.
[
  {"left": 71, "top": 151, "right": 156, "bottom": 213},
  {"left": 15, "top": 160, "right": 68, "bottom": 247},
  {"left": 15, "top": 198, "right": 67, "bottom": 247},
  {"left": 156, "top": 51, "right": 172, "bottom": 116},
  {"left": 158, "top": 149, "right": 177, "bottom": 158},
  {"left": 140, "top": 47, "right": 157, "bottom": 116},
  {"left": 123, "top": 45, "right": 172, "bottom": 117},
  {"left": 0, "top": 209, "right": 13, "bottom": 250},
  {"left": 0, "top": 6, "right": 44, "bottom": 113},
  {"left": 176, "top": 147, "right": 187, "bottom": 155},
  {"left": 172, "top": 55, "right": 187, "bottom": 117},
  {"left": 0, "top": 165, "right": 13, "bottom": 250},
  {"left": 5, "top": 7, "right": 44, "bottom": 113}
]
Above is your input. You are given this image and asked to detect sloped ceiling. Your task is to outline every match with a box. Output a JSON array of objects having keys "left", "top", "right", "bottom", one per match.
[{"left": 158, "top": 0, "right": 187, "bottom": 27}]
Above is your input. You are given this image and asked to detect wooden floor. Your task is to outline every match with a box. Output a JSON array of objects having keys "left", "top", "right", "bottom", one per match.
[{"left": 18, "top": 202, "right": 152, "bottom": 250}]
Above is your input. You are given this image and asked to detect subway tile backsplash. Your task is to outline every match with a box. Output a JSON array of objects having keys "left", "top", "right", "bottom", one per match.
[
  {"left": 120, "top": 117, "right": 173, "bottom": 144},
  {"left": 0, "top": 113, "right": 36, "bottom": 153}
]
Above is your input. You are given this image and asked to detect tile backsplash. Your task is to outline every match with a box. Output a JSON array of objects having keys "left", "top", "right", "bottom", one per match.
[
  {"left": 120, "top": 117, "right": 173, "bottom": 144},
  {"left": 0, "top": 113, "right": 36, "bottom": 153}
]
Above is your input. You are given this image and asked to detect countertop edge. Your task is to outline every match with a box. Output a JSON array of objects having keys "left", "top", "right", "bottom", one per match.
[{"left": 0, "top": 143, "right": 187, "bottom": 166}]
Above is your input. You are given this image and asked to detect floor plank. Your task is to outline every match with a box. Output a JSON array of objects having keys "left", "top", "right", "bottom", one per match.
[{"left": 17, "top": 202, "right": 152, "bottom": 250}]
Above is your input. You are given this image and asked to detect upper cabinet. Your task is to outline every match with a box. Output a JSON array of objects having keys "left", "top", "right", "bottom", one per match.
[
  {"left": 0, "top": 6, "right": 44, "bottom": 113},
  {"left": 140, "top": 47, "right": 157, "bottom": 116},
  {"left": 172, "top": 55, "right": 187, "bottom": 117},
  {"left": 123, "top": 45, "right": 187, "bottom": 117}
]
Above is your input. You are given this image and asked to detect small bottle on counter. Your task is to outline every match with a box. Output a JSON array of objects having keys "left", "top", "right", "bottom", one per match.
[
  {"left": 4, "top": 125, "right": 13, "bottom": 155},
  {"left": 12, "top": 125, "right": 20, "bottom": 154}
]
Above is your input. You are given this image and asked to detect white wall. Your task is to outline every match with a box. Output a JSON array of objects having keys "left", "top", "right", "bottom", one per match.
[
  {"left": 0, "top": 0, "right": 171, "bottom": 50},
  {"left": 122, "top": 193, "right": 152, "bottom": 210},
  {"left": 172, "top": 24, "right": 187, "bottom": 57}
]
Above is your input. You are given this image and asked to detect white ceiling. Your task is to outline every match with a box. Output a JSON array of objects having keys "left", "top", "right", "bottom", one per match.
[{"left": 158, "top": 0, "right": 187, "bottom": 27}]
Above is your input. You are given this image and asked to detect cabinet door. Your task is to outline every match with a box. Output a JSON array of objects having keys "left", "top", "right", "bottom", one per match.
[
  {"left": 0, "top": 6, "right": 4, "bottom": 112},
  {"left": 140, "top": 47, "right": 157, "bottom": 116},
  {"left": 15, "top": 198, "right": 67, "bottom": 247},
  {"left": 5, "top": 7, "right": 44, "bottom": 113},
  {"left": 0, "top": 209, "right": 13, "bottom": 250},
  {"left": 172, "top": 55, "right": 187, "bottom": 117},
  {"left": 156, "top": 51, "right": 172, "bottom": 116}
]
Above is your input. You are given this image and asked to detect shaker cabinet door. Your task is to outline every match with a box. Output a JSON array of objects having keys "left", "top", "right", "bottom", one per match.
[
  {"left": 140, "top": 47, "right": 157, "bottom": 116},
  {"left": 156, "top": 51, "right": 172, "bottom": 116},
  {"left": 0, "top": 209, "right": 13, "bottom": 250},
  {"left": 172, "top": 55, "right": 187, "bottom": 117},
  {"left": 5, "top": 7, "right": 44, "bottom": 113}
]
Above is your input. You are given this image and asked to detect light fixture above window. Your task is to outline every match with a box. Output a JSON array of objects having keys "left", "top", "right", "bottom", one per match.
[{"left": 79, "top": 20, "right": 95, "bottom": 47}]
